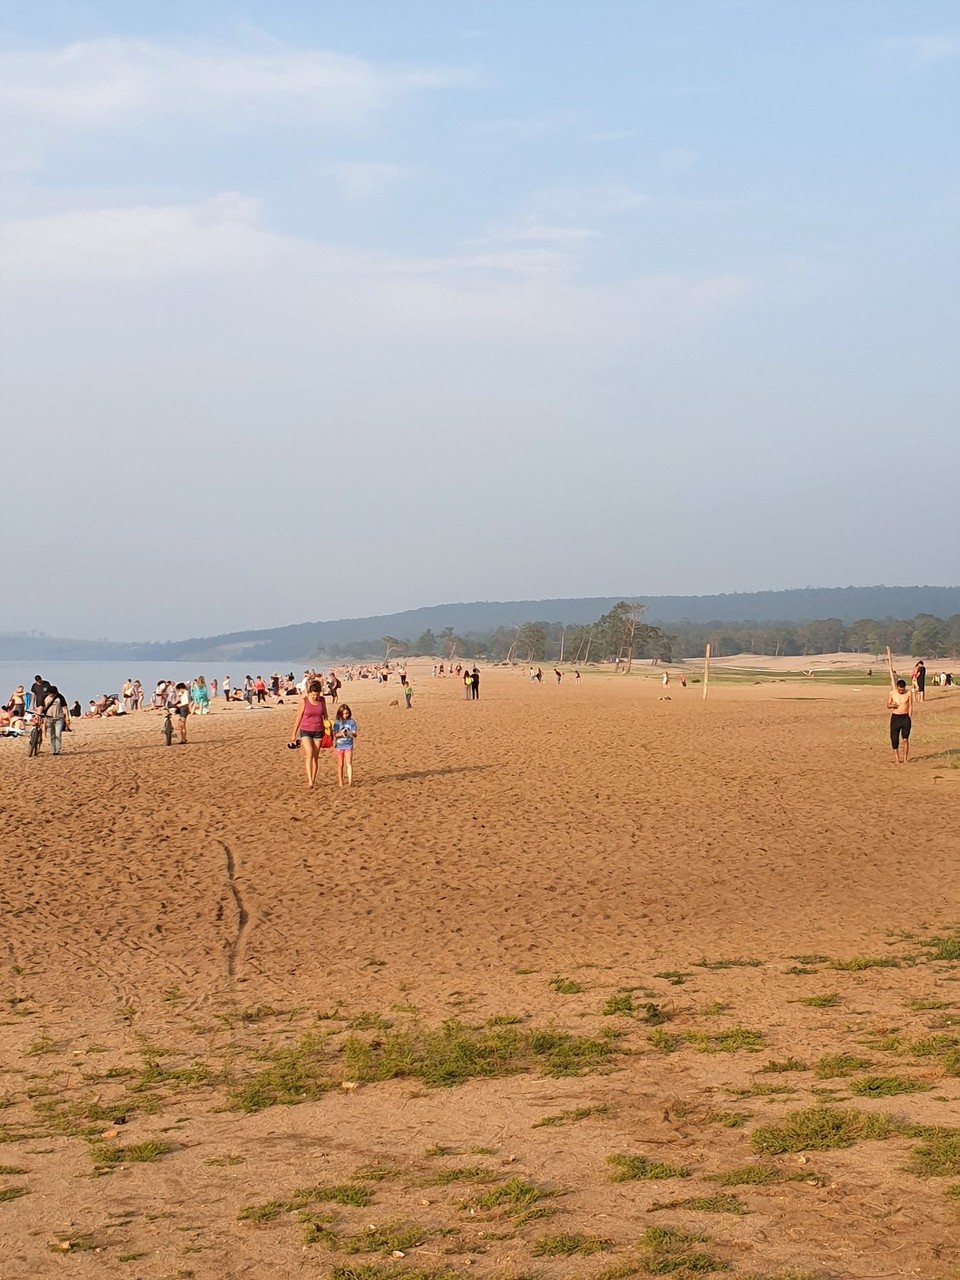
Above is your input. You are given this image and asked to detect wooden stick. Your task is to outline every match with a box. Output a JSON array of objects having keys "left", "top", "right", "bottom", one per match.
[
  {"left": 886, "top": 646, "right": 896, "bottom": 690},
  {"left": 703, "top": 643, "right": 711, "bottom": 701}
]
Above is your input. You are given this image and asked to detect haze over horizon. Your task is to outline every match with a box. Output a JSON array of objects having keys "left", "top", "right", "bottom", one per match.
[{"left": 2, "top": 1, "right": 957, "bottom": 642}]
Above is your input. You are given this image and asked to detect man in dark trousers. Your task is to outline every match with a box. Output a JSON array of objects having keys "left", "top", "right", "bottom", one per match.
[{"left": 470, "top": 667, "right": 480, "bottom": 700}]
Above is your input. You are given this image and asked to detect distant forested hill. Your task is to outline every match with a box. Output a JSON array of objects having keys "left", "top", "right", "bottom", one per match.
[{"left": 2, "top": 585, "right": 958, "bottom": 662}]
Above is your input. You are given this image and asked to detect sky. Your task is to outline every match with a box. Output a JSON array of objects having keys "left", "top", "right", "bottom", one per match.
[{"left": 0, "top": 1, "right": 957, "bottom": 642}]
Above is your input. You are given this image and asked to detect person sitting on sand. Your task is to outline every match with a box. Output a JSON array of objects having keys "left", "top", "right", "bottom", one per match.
[
  {"left": 333, "top": 704, "right": 357, "bottom": 788},
  {"left": 887, "top": 679, "right": 913, "bottom": 765},
  {"left": 289, "top": 681, "right": 330, "bottom": 789},
  {"left": 9, "top": 685, "right": 26, "bottom": 720}
]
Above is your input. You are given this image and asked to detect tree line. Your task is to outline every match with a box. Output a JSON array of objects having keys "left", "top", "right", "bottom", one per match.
[{"left": 317, "top": 605, "right": 960, "bottom": 665}]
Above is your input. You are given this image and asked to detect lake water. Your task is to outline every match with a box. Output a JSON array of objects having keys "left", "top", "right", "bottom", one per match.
[{"left": 0, "top": 660, "right": 301, "bottom": 709}]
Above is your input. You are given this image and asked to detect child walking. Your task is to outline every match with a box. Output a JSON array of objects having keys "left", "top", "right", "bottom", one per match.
[{"left": 333, "top": 703, "right": 358, "bottom": 787}]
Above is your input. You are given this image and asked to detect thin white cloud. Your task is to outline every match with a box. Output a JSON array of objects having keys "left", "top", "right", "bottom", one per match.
[
  {"left": 531, "top": 184, "right": 649, "bottom": 219},
  {"left": 591, "top": 128, "right": 640, "bottom": 142},
  {"left": 0, "top": 193, "right": 289, "bottom": 282},
  {"left": 881, "top": 33, "right": 960, "bottom": 64},
  {"left": 0, "top": 194, "right": 749, "bottom": 346},
  {"left": 475, "top": 223, "right": 598, "bottom": 245},
  {"left": 323, "top": 161, "right": 410, "bottom": 201},
  {"left": 478, "top": 110, "right": 582, "bottom": 139},
  {"left": 0, "top": 37, "right": 472, "bottom": 165}
]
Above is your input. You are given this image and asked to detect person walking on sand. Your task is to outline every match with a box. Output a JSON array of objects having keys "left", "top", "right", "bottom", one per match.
[
  {"left": 333, "top": 704, "right": 357, "bottom": 787},
  {"left": 403, "top": 679, "right": 413, "bottom": 709},
  {"left": 887, "top": 678, "right": 913, "bottom": 764},
  {"left": 912, "top": 659, "right": 926, "bottom": 703},
  {"left": 463, "top": 668, "right": 472, "bottom": 700},
  {"left": 471, "top": 666, "right": 480, "bottom": 700},
  {"left": 222, "top": 675, "right": 231, "bottom": 701},
  {"left": 42, "top": 685, "right": 70, "bottom": 755},
  {"left": 289, "top": 681, "right": 330, "bottom": 789},
  {"left": 192, "top": 675, "right": 210, "bottom": 715},
  {"left": 554, "top": 668, "right": 562, "bottom": 684}
]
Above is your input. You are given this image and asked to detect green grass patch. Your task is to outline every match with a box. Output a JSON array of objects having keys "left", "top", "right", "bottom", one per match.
[
  {"left": 422, "top": 1166, "right": 495, "bottom": 1186},
  {"left": 240, "top": 1183, "right": 373, "bottom": 1221},
  {"left": 637, "top": 1225, "right": 728, "bottom": 1275},
  {"left": 0, "top": 1186, "right": 28, "bottom": 1202},
  {"left": 648, "top": 1193, "right": 747, "bottom": 1215},
  {"left": 923, "top": 933, "right": 960, "bottom": 962},
  {"left": 464, "top": 1176, "right": 560, "bottom": 1224},
  {"left": 708, "top": 1164, "right": 800, "bottom": 1186},
  {"left": 348, "top": 1012, "right": 393, "bottom": 1032},
  {"left": 751, "top": 1106, "right": 900, "bottom": 1154},
  {"left": 761, "top": 1058, "right": 808, "bottom": 1073},
  {"left": 907, "top": 1128, "right": 960, "bottom": 1177},
  {"left": 695, "top": 958, "right": 762, "bottom": 970},
  {"left": 603, "top": 992, "right": 635, "bottom": 1017},
  {"left": 648, "top": 1029, "right": 682, "bottom": 1053},
  {"left": 829, "top": 956, "right": 900, "bottom": 971},
  {"left": 0, "top": 1165, "right": 27, "bottom": 1175},
  {"left": 850, "top": 1075, "right": 931, "bottom": 1097},
  {"left": 532, "top": 1232, "right": 610, "bottom": 1256},
  {"left": 909, "top": 1033, "right": 959, "bottom": 1057},
  {"left": 704, "top": 1110, "right": 751, "bottom": 1129},
  {"left": 550, "top": 976, "right": 583, "bottom": 995},
  {"left": 329, "top": 1268, "right": 469, "bottom": 1280},
  {"left": 814, "top": 1053, "right": 873, "bottom": 1079},
  {"left": 310, "top": 1221, "right": 433, "bottom": 1255},
  {"left": 533, "top": 1103, "right": 609, "bottom": 1128},
  {"left": 904, "top": 998, "right": 951, "bottom": 1011},
  {"left": 789, "top": 955, "right": 829, "bottom": 966},
  {"left": 608, "top": 1154, "right": 690, "bottom": 1181},
  {"left": 92, "top": 1139, "right": 174, "bottom": 1169},
  {"left": 796, "top": 993, "right": 841, "bottom": 1008},
  {"left": 231, "top": 1019, "right": 620, "bottom": 1111},
  {"left": 685, "top": 1026, "right": 764, "bottom": 1053},
  {"left": 654, "top": 971, "right": 690, "bottom": 986}
]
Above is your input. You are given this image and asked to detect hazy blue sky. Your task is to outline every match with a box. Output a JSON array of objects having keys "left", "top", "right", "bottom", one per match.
[{"left": 1, "top": 1, "right": 957, "bottom": 641}]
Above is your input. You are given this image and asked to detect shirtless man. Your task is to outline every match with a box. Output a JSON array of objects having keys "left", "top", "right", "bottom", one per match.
[{"left": 887, "top": 678, "right": 913, "bottom": 764}]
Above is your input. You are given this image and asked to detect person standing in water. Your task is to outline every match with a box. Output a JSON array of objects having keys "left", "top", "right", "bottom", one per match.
[
  {"left": 289, "top": 681, "right": 329, "bottom": 789},
  {"left": 887, "top": 678, "right": 913, "bottom": 765},
  {"left": 333, "top": 704, "right": 357, "bottom": 787}
]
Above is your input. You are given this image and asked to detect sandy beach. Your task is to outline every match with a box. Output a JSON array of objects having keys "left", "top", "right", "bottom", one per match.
[{"left": 2, "top": 661, "right": 959, "bottom": 1278}]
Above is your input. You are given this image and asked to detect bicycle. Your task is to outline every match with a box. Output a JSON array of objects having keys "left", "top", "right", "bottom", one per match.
[
  {"left": 27, "top": 716, "right": 42, "bottom": 758},
  {"left": 162, "top": 708, "right": 174, "bottom": 747}
]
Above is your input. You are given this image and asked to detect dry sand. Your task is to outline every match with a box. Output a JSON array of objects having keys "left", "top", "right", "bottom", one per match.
[{"left": 1, "top": 662, "right": 959, "bottom": 1278}]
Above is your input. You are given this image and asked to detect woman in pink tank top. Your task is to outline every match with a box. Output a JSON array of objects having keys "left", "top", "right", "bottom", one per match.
[{"left": 289, "top": 682, "right": 329, "bottom": 789}]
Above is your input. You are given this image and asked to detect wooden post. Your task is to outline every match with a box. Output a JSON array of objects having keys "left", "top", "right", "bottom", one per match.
[
  {"left": 886, "top": 646, "right": 896, "bottom": 690},
  {"left": 703, "top": 643, "right": 711, "bottom": 701}
]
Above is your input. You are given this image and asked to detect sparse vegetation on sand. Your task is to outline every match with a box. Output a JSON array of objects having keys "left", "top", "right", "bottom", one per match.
[
  {"left": 636, "top": 1225, "right": 728, "bottom": 1275},
  {"left": 230, "top": 1019, "right": 621, "bottom": 1111},
  {"left": 751, "top": 1107, "right": 901, "bottom": 1154},
  {"left": 608, "top": 1154, "right": 691, "bottom": 1181}
]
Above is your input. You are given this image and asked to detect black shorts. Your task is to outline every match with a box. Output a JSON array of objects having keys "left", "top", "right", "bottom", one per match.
[
  {"left": 890, "top": 714, "right": 911, "bottom": 749},
  {"left": 176, "top": 706, "right": 190, "bottom": 719}
]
